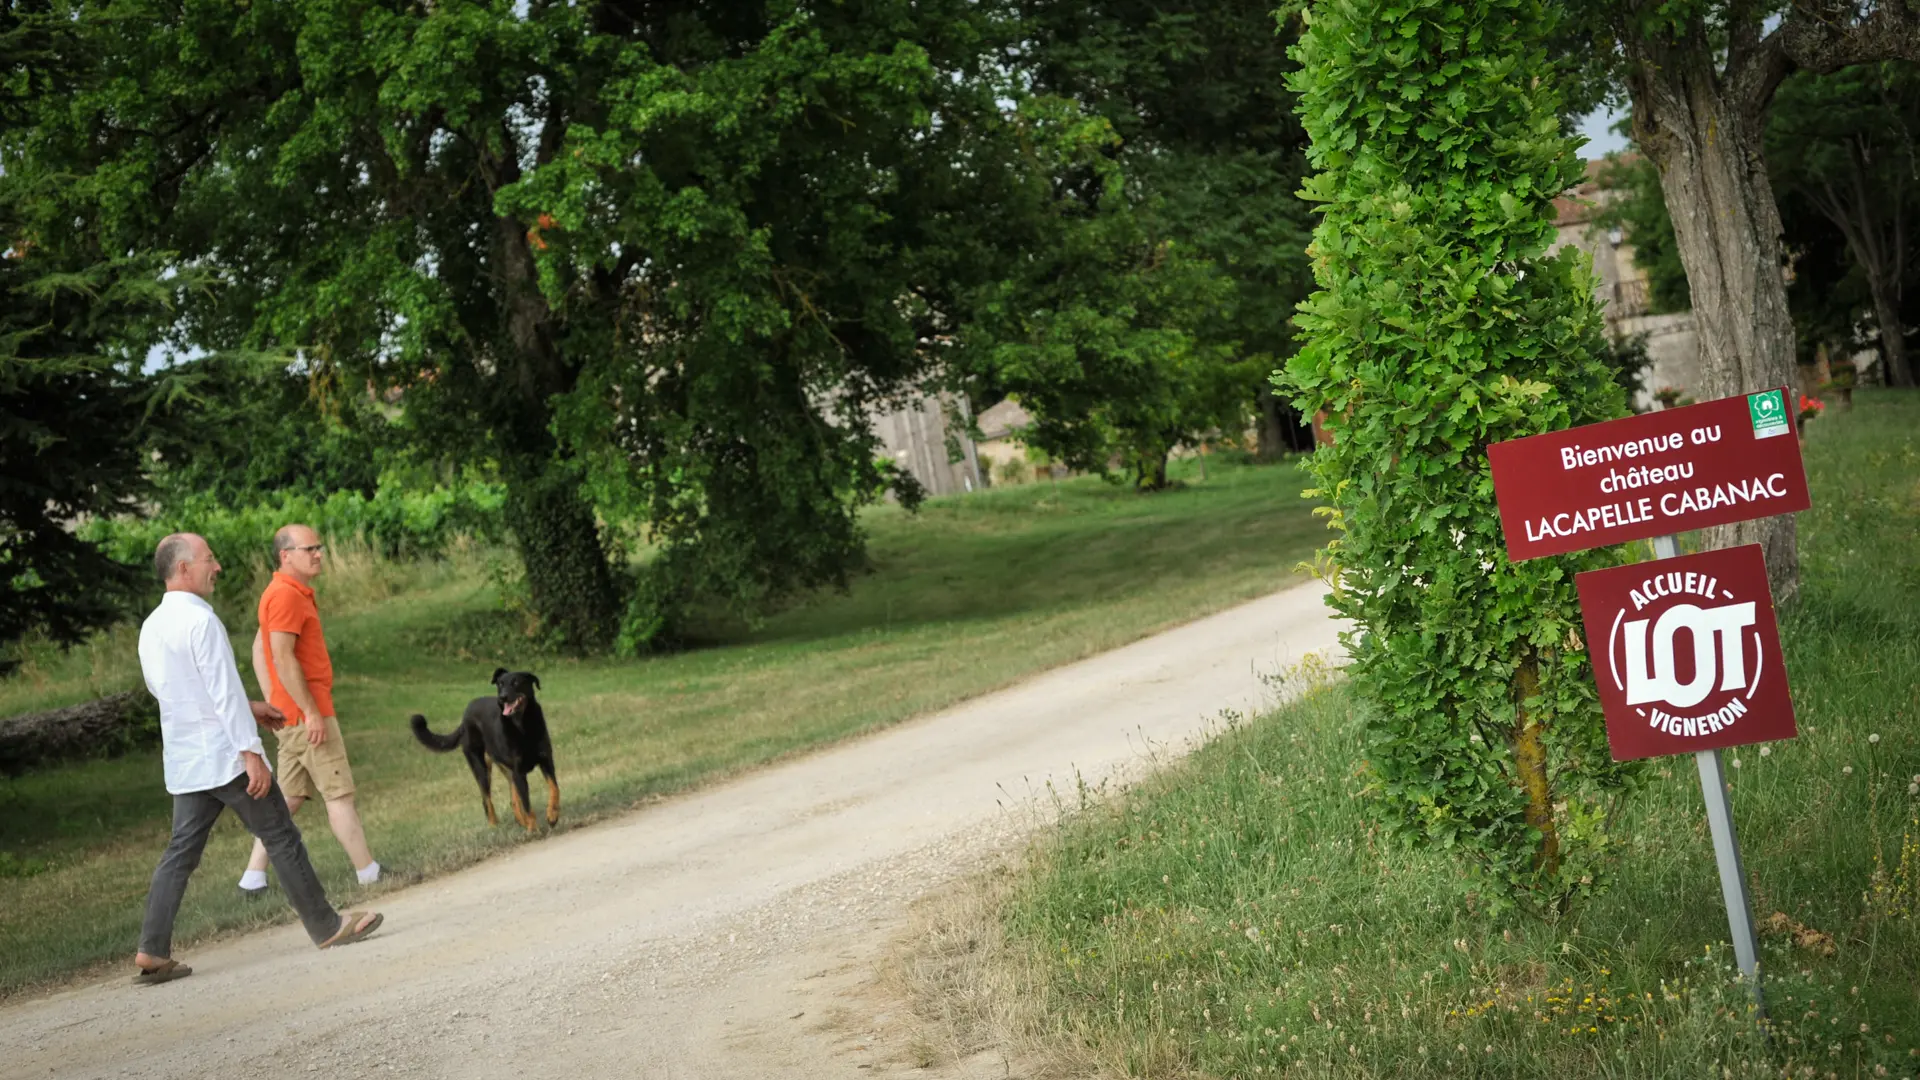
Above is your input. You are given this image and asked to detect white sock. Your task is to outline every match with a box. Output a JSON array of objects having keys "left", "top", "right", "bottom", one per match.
[
  {"left": 239, "top": 869, "right": 268, "bottom": 890},
  {"left": 356, "top": 861, "right": 381, "bottom": 885}
]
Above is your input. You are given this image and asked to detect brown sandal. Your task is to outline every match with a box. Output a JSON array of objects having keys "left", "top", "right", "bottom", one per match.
[
  {"left": 133, "top": 958, "right": 193, "bottom": 985},
  {"left": 318, "top": 910, "right": 384, "bottom": 949}
]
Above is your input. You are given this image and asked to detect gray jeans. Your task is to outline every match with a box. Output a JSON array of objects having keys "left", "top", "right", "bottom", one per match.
[{"left": 139, "top": 772, "right": 340, "bottom": 958}]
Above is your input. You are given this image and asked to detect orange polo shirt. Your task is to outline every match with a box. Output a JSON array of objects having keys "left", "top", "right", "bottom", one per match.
[{"left": 259, "top": 571, "right": 335, "bottom": 724}]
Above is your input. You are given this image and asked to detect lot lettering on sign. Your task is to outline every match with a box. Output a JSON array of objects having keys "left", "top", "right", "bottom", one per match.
[
  {"left": 1487, "top": 389, "right": 1810, "bottom": 561},
  {"left": 1575, "top": 544, "right": 1796, "bottom": 762}
]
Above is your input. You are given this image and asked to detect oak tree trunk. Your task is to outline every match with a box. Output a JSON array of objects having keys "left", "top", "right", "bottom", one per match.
[
  {"left": 505, "top": 464, "right": 620, "bottom": 652},
  {"left": 1255, "top": 383, "right": 1288, "bottom": 462},
  {"left": 481, "top": 202, "right": 622, "bottom": 649},
  {"left": 1135, "top": 447, "right": 1172, "bottom": 491},
  {"left": 1812, "top": 141, "right": 1915, "bottom": 389},
  {"left": 1869, "top": 274, "right": 1915, "bottom": 389},
  {"left": 1628, "top": 53, "right": 1800, "bottom": 602}
]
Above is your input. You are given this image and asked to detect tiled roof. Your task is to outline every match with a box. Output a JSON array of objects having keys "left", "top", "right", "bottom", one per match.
[
  {"left": 1556, "top": 154, "right": 1642, "bottom": 227},
  {"left": 975, "top": 398, "right": 1032, "bottom": 441}
]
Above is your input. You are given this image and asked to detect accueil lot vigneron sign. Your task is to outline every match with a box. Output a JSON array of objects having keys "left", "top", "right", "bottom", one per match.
[{"left": 1487, "top": 387, "right": 1812, "bottom": 1008}]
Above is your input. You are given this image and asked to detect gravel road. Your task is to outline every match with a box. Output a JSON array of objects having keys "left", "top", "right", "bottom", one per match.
[{"left": 0, "top": 581, "right": 1340, "bottom": 1079}]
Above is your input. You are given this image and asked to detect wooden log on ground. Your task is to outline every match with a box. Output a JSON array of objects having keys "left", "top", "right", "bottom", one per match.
[{"left": 0, "top": 691, "right": 159, "bottom": 775}]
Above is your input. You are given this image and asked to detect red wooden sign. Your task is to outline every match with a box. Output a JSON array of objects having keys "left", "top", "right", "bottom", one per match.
[
  {"left": 1487, "top": 388, "right": 1810, "bottom": 561},
  {"left": 1575, "top": 544, "right": 1796, "bottom": 762}
]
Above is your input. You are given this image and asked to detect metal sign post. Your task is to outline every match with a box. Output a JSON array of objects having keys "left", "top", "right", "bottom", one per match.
[{"left": 1651, "top": 534, "right": 1765, "bottom": 1011}]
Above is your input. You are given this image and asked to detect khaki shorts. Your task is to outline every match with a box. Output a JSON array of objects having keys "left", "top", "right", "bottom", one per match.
[{"left": 275, "top": 715, "right": 356, "bottom": 802}]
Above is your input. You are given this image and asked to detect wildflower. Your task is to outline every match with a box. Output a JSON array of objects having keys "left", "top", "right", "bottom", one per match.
[
  {"left": 1908, "top": 782, "right": 1918, "bottom": 796},
  {"left": 1843, "top": 766, "right": 1854, "bottom": 775},
  {"left": 1760, "top": 746, "right": 1772, "bottom": 757},
  {"left": 1732, "top": 758, "right": 1741, "bottom": 769},
  {"left": 1869, "top": 733, "right": 1881, "bottom": 744}
]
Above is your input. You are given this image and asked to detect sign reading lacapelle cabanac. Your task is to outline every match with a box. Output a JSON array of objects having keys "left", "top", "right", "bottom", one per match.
[
  {"left": 1574, "top": 544, "right": 1796, "bottom": 761},
  {"left": 1486, "top": 388, "right": 1810, "bottom": 561},
  {"left": 1485, "top": 389, "right": 1810, "bottom": 1005}
]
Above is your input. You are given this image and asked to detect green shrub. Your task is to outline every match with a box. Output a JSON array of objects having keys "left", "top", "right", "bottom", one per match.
[
  {"left": 1280, "top": 0, "right": 1635, "bottom": 906},
  {"left": 82, "top": 473, "right": 508, "bottom": 575}
]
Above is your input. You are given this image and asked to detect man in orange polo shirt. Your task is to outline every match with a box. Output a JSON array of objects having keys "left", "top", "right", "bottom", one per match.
[{"left": 237, "top": 523, "right": 381, "bottom": 896}]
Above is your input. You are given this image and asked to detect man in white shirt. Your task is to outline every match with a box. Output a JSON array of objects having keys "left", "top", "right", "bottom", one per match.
[{"left": 133, "top": 532, "right": 385, "bottom": 985}]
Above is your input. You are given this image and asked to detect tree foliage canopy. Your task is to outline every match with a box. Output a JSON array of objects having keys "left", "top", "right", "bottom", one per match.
[
  {"left": 143, "top": 352, "right": 399, "bottom": 507},
  {"left": 3, "top": 0, "right": 1322, "bottom": 656},
  {"left": 1768, "top": 61, "right": 1920, "bottom": 386},
  {"left": 1, "top": 4, "right": 181, "bottom": 667},
  {"left": 6, "top": 0, "right": 1061, "bottom": 650},
  {"left": 956, "top": 0, "right": 1314, "bottom": 487}
]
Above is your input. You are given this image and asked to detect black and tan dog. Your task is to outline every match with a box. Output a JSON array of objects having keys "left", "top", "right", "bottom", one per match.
[{"left": 410, "top": 669, "right": 559, "bottom": 831}]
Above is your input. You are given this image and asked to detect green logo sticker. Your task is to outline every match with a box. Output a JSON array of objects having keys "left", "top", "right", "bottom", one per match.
[{"left": 1748, "top": 390, "right": 1790, "bottom": 439}]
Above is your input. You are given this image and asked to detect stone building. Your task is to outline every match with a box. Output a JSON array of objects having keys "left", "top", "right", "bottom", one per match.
[
  {"left": 868, "top": 391, "right": 985, "bottom": 497},
  {"left": 1549, "top": 156, "right": 1702, "bottom": 410}
]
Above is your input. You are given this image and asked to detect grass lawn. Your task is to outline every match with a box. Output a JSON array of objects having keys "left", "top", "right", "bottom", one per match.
[
  {"left": 0, "top": 456, "right": 1323, "bottom": 998},
  {"left": 987, "top": 391, "right": 1920, "bottom": 1078}
]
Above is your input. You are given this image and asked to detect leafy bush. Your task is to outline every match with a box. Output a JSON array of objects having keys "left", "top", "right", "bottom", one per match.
[
  {"left": 82, "top": 474, "right": 508, "bottom": 577},
  {"left": 1281, "top": 0, "right": 1636, "bottom": 906}
]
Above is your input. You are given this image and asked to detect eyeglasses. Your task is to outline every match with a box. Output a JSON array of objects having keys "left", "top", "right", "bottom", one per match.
[{"left": 292, "top": 544, "right": 326, "bottom": 555}]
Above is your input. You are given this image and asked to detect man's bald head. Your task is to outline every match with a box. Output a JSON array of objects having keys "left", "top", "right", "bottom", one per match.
[
  {"left": 154, "top": 533, "right": 220, "bottom": 596},
  {"left": 154, "top": 533, "right": 197, "bottom": 584},
  {"left": 273, "top": 523, "right": 325, "bottom": 581}
]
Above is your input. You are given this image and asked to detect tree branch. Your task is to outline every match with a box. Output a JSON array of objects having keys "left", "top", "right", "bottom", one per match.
[
  {"left": 1740, "top": 1, "right": 1920, "bottom": 116},
  {"left": 535, "top": 82, "right": 567, "bottom": 168},
  {"left": 1844, "top": 138, "right": 1890, "bottom": 279},
  {"left": 1726, "top": 0, "right": 1768, "bottom": 74}
]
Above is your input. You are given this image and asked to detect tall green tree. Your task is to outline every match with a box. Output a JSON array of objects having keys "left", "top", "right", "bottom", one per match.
[
  {"left": 959, "top": 135, "right": 1247, "bottom": 489},
  {"left": 1568, "top": 1, "right": 1920, "bottom": 600},
  {"left": 1, "top": 5, "right": 175, "bottom": 667},
  {"left": 1013, "top": 0, "right": 1316, "bottom": 464},
  {"left": 0, "top": 281, "right": 167, "bottom": 669},
  {"left": 1285, "top": 0, "right": 1633, "bottom": 903},
  {"left": 1768, "top": 62, "right": 1920, "bottom": 388},
  {"left": 9, "top": 0, "right": 1032, "bottom": 651}
]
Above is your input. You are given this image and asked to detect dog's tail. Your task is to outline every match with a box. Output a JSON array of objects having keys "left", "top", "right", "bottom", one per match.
[{"left": 409, "top": 713, "right": 465, "bottom": 752}]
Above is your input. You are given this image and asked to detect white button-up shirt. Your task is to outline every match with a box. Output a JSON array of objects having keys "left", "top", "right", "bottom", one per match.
[{"left": 138, "top": 591, "right": 268, "bottom": 794}]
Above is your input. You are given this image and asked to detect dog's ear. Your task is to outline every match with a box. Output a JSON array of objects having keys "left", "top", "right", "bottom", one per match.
[
  {"left": 530, "top": 674, "right": 541, "bottom": 690},
  {"left": 492, "top": 667, "right": 508, "bottom": 685}
]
